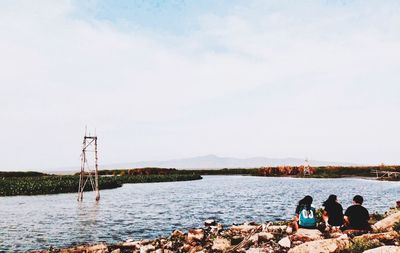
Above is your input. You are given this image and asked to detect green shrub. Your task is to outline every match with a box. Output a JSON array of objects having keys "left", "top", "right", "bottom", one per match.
[
  {"left": 315, "top": 208, "right": 324, "bottom": 223},
  {"left": 349, "top": 238, "right": 381, "bottom": 253},
  {"left": 393, "top": 221, "right": 400, "bottom": 232}
]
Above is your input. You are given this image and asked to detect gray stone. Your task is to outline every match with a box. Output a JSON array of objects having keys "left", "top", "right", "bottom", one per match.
[
  {"left": 291, "top": 228, "right": 323, "bottom": 242},
  {"left": 363, "top": 246, "right": 400, "bottom": 253},
  {"left": 188, "top": 229, "right": 204, "bottom": 242},
  {"left": 258, "top": 232, "right": 274, "bottom": 241},
  {"left": 212, "top": 237, "right": 231, "bottom": 251},
  {"left": 278, "top": 237, "right": 291, "bottom": 248},
  {"left": 288, "top": 238, "right": 350, "bottom": 253},
  {"left": 140, "top": 244, "right": 155, "bottom": 253}
]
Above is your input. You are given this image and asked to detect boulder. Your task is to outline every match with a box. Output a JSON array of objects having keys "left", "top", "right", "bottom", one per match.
[
  {"left": 249, "top": 234, "right": 259, "bottom": 244},
  {"left": 139, "top": 244, "right": 155, "bottom": 253},
  {"left": 86, "top": 244, "right": 108, "bottom": 253},
  {"left": 120, "top": 240, "right": 141, "bottom": 249},
  {"left": 189, "top": 246, "right": 203, "bottom": 253},
  {"left": 171, "top": 230, "right": 185, "bottom": 239},
  {"left": 278, "top": 237, "right": 291, "bottom": 248},
  {"left": 110, "top": 249, "right": 120, "bottom": 253},
  {"left": 288, "top": 238, "right": 351, "bottom": 253},
  {"left": 205, "top": 219, "right": 217, "bottom": 226},
  {"left": 212, "top": 237, "right": 231, "bottom": 251},
  {"left": 363, "top": 246, "right": 400, "bottom": 253},
  {"left": 290, "top": 229, "right": 323, "bottom": 242},
  {"left": 210, "top": 224, "right": 224, "bottom": 234},
  {"left": 246, "top": 248, "right": 268, "bottom": 253},
  {"left": 264, "top": 225, "right": 287, "bottom": 233},
  {"left": 231, "top": 235, "right": 244, "bottom": 245},
  {"left": 187, "top": 229, "right": 205, "bottom": 242},
  {"left": 231, "top": 224, "right": 259, "bottom": 233},
  {"left": 258, "top": 232, "right": 274, "bottom": 241},
  {"left": 181, "top": 243, "right": 193, "bottom": 252},
  {"left": 329, "top": 232, "right": 344, "bottom": 238},
  {"left": 354, "top": 231, "right": 399, "bottom": 243},
  {"left": 373, "top": 211, "right": 400, "bottom": 232}
]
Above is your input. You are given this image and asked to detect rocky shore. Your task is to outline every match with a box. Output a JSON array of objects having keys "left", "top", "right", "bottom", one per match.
[{"left": 31, "top": 210, "right": 400, "bottom": 253}]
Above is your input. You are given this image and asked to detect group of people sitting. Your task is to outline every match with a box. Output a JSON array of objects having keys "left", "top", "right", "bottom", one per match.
[{"left": 292, "top": 194, "right": 371, "bottom": 233}]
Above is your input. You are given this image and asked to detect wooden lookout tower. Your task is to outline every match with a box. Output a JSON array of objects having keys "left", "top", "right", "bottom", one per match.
[
  {"left": 77, "top": 130, "right": 100, "bottom": 201},
  {"left": 303, "top": 158, "right": 311, "bottom": 176}
]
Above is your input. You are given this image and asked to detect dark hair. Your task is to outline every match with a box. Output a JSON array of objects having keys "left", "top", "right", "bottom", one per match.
[
  {"left": 298, "top": 195, "right": 313, "bottom": 210},
  {"left": 353, "top": 195, "right": 363, "bottom": 204},
  {"left": 323, "top": 194, "right": 337, "bottom": 208}
]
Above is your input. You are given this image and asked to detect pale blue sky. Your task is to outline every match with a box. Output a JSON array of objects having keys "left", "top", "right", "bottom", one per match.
[{"left": 0, "top": 0, "right": 399, "bottom": 170}]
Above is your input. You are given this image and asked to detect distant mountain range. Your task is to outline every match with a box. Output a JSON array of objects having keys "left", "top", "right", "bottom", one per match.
[{"left": 102, "top": 154, "right": 356, "bottom": 170}]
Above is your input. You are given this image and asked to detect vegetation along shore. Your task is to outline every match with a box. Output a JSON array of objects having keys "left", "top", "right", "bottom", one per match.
[
  {"left": 1, "top": 165, "right": 399, "bottom": 197},
  {"left": 0, "top": 170, "right": 201, "bottom": 196}
]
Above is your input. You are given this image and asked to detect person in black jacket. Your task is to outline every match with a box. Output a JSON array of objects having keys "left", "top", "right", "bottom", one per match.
[
  {"left": 322, "top": 194, "right": 344, "bottom": 231},
  {"left": 343, "top": 195, "right": 371, "bottom": 231}
]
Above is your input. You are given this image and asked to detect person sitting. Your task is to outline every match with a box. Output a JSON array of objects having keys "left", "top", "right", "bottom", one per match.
[
  {"left": 343, "top": 195, "right": 371, "bottom": 232},
  {"left": 322, "top": 194, "right": 344, "bottom": 231},
  {"left": 293, "top": 195, "right": 317, "bottom": 231}
]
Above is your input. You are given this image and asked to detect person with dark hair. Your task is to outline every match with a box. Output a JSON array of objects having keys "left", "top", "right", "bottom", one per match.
[
  {"left": 293, "top": 195, "right": 316, "bottom": 231},
  {"left": 343, "top": 195, "right": 371, "bottom": 231},
  {"left": 322, "top": 195, "right": 344, "bottom": 231}
]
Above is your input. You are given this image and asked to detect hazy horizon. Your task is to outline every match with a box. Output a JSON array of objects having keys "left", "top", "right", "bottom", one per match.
[
  {"left": 1, "top": 153, "right": 390, "bottom": 173},
  {"left": 1, "top": 0, "right": 399, "bottom": 171}
]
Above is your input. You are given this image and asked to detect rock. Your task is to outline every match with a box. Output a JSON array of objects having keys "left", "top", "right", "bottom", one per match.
[
  {"left": 258, "top": 232, "right": 274, "bottom": 242},
  {"left": 164, "top": 241, "right": 173, "bottom": 249},
  {"left": 205, "top": 219, "right": 217, "bottom": 226},
  {"left": 290, "top": 228, "right": 323, "bottom": 242},
  {"left": 231, "top": 224, "right": 259, "bottom": 233},
  {"left": 329, "top": 232, "right": 344, "bottom": 238},
  {"left": 139, "top": 240, "right": 152, "bottom": 245},
  {"left": 212, "top": 237, "right": 231, "bottom": 251},
  {"left": 86, "top": 244, "right": 108, "bottom": 253},
  {"left": 111, "top": 249, "right": 120, "bottom": 253},
  {"left": 139, "top": 244, "right": 155, "bottom": 253},
  {"left": 363, "top": 246, "right": 400, "bottom": 253},
  {"left": 171, "top": 230, "right": 185, "bottom": 239},
  {"left": 278, "top": 237, "right": 291, "bottom": 248},
  {"left": 188, "top": 246, "right": 203, "bottom": 253},
  {"left": 210, "top": 224, "right": 223, "bottom": 234},
  {"left": 249, "top": 234, "right": 259, "bottom": 244},
  {"left": 188, "top": 229, "right": 205, "bottom": 242},
  {"left": 121, "top": 240, "right": 141, "bottom": 248},
  {"left": 354, "top": 231, "right": 399, "bottom": 243},
  {"left": 181, "top": 243, "right": 193, "bottom": 252},
  {"left": 231, "top": 235, "right": 244, "bottom": 245},
  {"left": 286, "top": 226, "right": 294, "bottom": 234},
  {"left": 288, "top": 238, "right": 350, "bottom": 253},
  {"left": 264, "top": 225, "right": 287, "bottom": 233},
  {"left": 246, "top": 248, "right": 267, "bottom": 253},
  {"left": 154, "top": 249, "right": 163, "bottom": 253},
  {"left": 373, "top": 211, "right": 400, "bottom": 232}
]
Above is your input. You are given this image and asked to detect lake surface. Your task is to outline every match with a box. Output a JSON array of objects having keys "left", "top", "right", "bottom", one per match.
[{"left": 1, "top": 176, "right": 400, "bottom": 252}]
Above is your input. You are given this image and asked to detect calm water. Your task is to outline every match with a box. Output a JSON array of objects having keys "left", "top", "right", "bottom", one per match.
[{"left": 1, "top": 176, "right": 400, "bottom": 252}]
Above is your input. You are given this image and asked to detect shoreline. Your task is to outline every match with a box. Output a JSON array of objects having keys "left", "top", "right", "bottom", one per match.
[{"left": 29, "top": 209, "right": 400, "bottom": 253}]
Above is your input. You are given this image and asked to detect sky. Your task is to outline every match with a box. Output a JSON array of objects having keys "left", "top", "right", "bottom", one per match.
[{"left": 0, "top": 0, "right": 399, "bottom": 170}]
